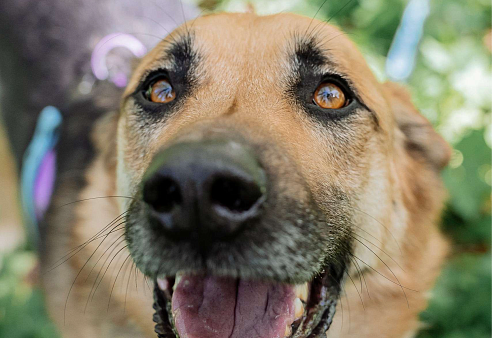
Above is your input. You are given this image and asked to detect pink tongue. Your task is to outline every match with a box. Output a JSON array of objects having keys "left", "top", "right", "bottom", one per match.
[{"left": 172, "top": 275, "right": 296, "bottom": 338}]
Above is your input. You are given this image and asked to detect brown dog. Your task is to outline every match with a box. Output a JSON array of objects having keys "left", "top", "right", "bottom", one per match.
[{"left": 41, "top": 13, "right": 451, "bottom": 338}]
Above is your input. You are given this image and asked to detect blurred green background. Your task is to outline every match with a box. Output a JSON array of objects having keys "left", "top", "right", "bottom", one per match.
[{"left": 0, "top": 0, "right": 490, "bottom": 337}]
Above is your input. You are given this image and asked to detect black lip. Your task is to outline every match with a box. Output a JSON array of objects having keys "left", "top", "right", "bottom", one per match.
[
  {"left": 152, "top": 265, "right": 344, "bottom": 338},
  {"left": 153, "top": 280, "right": 177, "bottom": 338}
]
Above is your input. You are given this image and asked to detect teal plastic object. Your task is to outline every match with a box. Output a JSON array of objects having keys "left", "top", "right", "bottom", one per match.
[{"left": 21, "top": 106, "right": 62, "bottom": 246}]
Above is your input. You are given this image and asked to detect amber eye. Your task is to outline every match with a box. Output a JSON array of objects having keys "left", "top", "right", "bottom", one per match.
[
  {"left": 146, "top": 79, "right": 176, "bottom": 103},
  {"left": 313, "top": 82, "right": 347, "bottom": 109}
]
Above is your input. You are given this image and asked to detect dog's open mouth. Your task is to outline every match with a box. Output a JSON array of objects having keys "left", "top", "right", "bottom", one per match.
[{"left": 153, "top": 268, "right": 341, "bottom": 338}]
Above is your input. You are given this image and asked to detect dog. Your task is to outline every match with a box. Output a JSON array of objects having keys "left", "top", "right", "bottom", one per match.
[{"left": 1, "top": 7, "right": 451, "bottom": 338}]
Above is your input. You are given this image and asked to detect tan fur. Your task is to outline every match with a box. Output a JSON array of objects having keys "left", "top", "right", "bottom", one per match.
[{"left": 43, "top": 13, "right": 450, "bottom": 337}]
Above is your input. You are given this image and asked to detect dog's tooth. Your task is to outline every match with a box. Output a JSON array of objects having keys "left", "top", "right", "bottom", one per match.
[
  {"left": 295, "top": 283, "right": 309, "bottom": 302},
  {"left": 156, "top": 278, "right": 169, "bottom": 291},
  {"left": 173, "top": 272, "right": 184, "bottom": 291},
  {"left": 294, "top": 298, "right": 304, "bottom": 319},
  {"left": 284, "top": 324, "right": 292, "bottom": 337}
]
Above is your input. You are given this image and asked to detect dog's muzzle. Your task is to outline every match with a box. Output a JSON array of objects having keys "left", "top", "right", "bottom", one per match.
[{"left": 126, "top": 138, "right": 349, "bottom": 338}]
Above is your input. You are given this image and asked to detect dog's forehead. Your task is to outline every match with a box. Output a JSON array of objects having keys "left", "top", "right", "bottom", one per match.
[{"left": 126, "top": 13, "right": 389, "bottom": 121}]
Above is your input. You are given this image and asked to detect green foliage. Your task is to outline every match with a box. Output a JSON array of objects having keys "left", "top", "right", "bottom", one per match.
[
  {"left": 418, "top": 253, "right": 491, "bottom": 338},
  {"left": 444, "top": 130, "right": 491, "bottom": 223},
  {"left": 0, "top": 252, "right": 59, "bottom": 338}
]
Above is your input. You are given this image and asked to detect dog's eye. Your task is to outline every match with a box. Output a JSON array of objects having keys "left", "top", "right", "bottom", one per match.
[
  {"left": 313, "top": 82, "right": 347, "bottom": 109},
  {"left": 146, "top": 79, "right": 176, "bottom": 103}
]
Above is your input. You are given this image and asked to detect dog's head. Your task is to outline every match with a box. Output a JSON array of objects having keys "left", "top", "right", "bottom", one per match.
[{"left": 115, "top": 13, "right": 450, "bottom": 338}]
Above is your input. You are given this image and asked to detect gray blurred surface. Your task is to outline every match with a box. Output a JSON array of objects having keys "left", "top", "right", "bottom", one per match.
[{"left": 0, "top": 0, "right": 197, "bottom": 167}]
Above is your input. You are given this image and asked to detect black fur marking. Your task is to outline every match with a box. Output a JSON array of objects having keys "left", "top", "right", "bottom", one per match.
[
  {"left": 131, "top": 34, "right": 200, "bottom": 121},
  {"left": 287, "top": 34, "right": 375, "bottom": 125},
  {"left": 294, "top": 35, "right": 330, "bottom": 70},
  {"left": 41, "top": 83, "right": 122, "bottom": 255}
]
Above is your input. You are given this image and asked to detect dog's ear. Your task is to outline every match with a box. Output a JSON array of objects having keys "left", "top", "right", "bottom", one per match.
[{"left": 384, "top": 82, "right": 451, "bottom": 170}]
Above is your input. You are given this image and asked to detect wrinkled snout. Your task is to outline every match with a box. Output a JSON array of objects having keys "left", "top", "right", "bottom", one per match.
[{"left": 141, "top": 140, "right": 267, "bottom": 250}]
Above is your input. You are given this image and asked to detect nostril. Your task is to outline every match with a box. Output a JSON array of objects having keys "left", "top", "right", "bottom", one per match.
[
  {"left": 143, "top": 177, "right": 182, "bottom": 213},
  {"left": 210, "top": 177, "right": 263, "bottom": 213}
]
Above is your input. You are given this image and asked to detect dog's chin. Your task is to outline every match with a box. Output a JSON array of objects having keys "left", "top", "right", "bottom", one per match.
[{"left": 152, "top": 265, "right": 343, "bottom": 338}]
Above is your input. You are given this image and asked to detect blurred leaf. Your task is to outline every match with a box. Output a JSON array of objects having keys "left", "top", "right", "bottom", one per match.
[
  {"left": 443, "top": 129, "right": 491, "bottom": 221},
  {"left": 0, "top": 252, "right": 59, "bottom": 338},
  {"left": 418, "top": 253, "right": 492, "bottom": 338}
]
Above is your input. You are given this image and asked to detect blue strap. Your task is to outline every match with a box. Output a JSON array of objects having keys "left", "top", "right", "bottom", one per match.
[
  {"left": 21, "top": 106, "right": 62, "bottom": 245},
  {"left": 386, "top": 0, "right": 430, "bottom": 82}
]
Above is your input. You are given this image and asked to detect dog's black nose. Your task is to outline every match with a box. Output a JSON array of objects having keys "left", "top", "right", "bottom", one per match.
[{"left": 142, "top": 140, "right": 266, "bottom": 246}]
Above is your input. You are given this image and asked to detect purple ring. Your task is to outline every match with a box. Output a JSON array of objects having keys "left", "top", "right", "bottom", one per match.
[{"left": 91, "top": 33, "right": 147, "bottom": 87}]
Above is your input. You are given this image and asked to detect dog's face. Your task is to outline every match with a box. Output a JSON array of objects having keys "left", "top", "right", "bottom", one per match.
[{"left": 115, "top": 13, "right": 450, "bottom": 338}]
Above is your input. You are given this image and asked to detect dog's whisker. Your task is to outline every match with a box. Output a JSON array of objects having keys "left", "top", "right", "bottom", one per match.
[
  {"left": 349, "top": 206, "right": 404, "bottom": 255},
  {"left": 307, "top": 0, "right": 354, "bottom": 39},
  {"left": 347, "top": 254, "right": 365, "bottom": 297},
  {"left": 121, "top": 257, "right": 133, "bottom": 296},
  {"left": 84, "top": 236, "right": 127, "bottom": 312},
  {"left": 151, "top": 0, "right": 179, "bottom": 28},
  {"left": 131, "top": 264, "right": 142, "bottom": 298},
  {"left": 123, "top": 258, "right": 135, "bottom": 313},
  {"left": 90, "top": 241, "right": 128, "bottom": 303},
  {"left": 304, "top": 0, "right": 329, "bottom": 37},
  {"left": 47, "top": 210, "right": 129, "bottom": 271},
  {"left": 352, "top": 232, "right": 405, "bottom": 272},
  {"left": 188, "top": 8, "right": 208, "bottom": 31},
  {"left": 350, "top": 235, "right": 409, "bottom": 302},
  {"left": 349, "top": 223, "right": 386, "bottom": 250},
  {"left": 48, "top": 218, "right": 127, "bottom": 273},
  {"left": 58, "top": 197, "right": 134, "bottom": 208},
  {"left": 351, "top": 256, "right": 372, "bottom": 301},
  {"left": 342, "top": 284, "right": 352, "bottom": 334},
  {"left": 324, "top": 31, "right": 353, "bottom": 45},
  {"left": 53, "top": 225, "right": 125, "bottom": 271},
  {"left": 349, "top": 253, "right": 403, "bottom": 291},
  {"left": 65, "top": 221, "right": 127, "bottom": 322},
  {"left": 333, "top": 220, "right": 403, "bottom": 279},
  {"left": 179, "top": 0, "right": 189, "bottom": 38},
  {"left": 48, "top": 217, "right": 126, "bottom": 271},
  {"left": 351, "top": 253, "right": 414, "bottom": 310},
  {"left": 83, "top": 228, "right": 127, "bottom": 284},
  {"left": 344, "top": 268, "right": 365, "bottom": 310},
  {"left": 144, "top": 275, "right": 152, "bottom": 294},
  {"left": 108, "top": 252, "right": 132, "bottom": 311},
  {"left": 139, "top": 15, "right": 174, "bottom": 40},
  {"left": 134, "top": 263, "right": 140, "bottom": 291},
  {"left": 348, "top": 233, "right": 412, "bottom": 309}
]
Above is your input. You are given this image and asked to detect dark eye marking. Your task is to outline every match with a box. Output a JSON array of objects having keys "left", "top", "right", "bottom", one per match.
[
  {"left": 130, "top": 33, "right": 199, "bottom": 119},
  {"left": 288, "top": 34, "right": 376, "bottom": 123}
]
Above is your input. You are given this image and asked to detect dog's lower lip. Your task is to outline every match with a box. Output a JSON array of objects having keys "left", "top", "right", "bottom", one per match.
[{"left": 152, "top": 270, "right": 340, "bottom": 338}]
